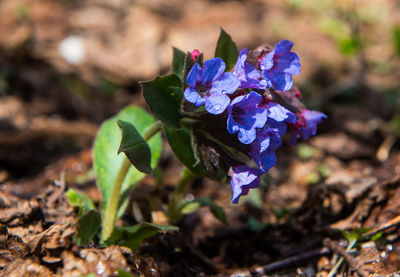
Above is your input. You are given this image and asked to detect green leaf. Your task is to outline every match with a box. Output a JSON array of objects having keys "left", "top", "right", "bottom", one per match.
[
  {"left": 75, "top": 210, "right": 101, "bottom": 246},
  {"left": 118, "top": 120, "right": 152, "bottom": 174},
  {"left": 297, "top": 143, "right": 316, "bottom": 160},
  {"left": 198, "top": 197, "right": 227, "bottom": 224},
  {"left": 393, "top": 25, "right": 400, "bottom": 56},
  {"left": 338, "top": 37, "right": 361, "bottom": 56},
  {"left": 65, "top": 188, "right": 95, "bottom": 216},
  {"left": 179, "top": 201, "right": 201, "bottom": 215},
  {"left": 142, "top": 74, "right": 182, "bottom": 129},
  {"left": 215, "top": 28, "right": 239, "bottom": 70},
  {"left": 82, "top": 274, "right": 97, "bottom": 277},
  {"left": 94, "top": 106, "right": 162, "bottom": 215},
  {"left": 172, "top": 47, "right": 186, "bottom": 79},
  {"left": 109, "top": 223, "right": 178, "bottom": 251},
  {"left": 248, "top": 217, "right": 266, "bottom": 232},
  {"left": 341, "top": 227, "right": 372, "bottom": 245},
  {"left": 164, "top": 127, "right": 207, "bottom": 176}
]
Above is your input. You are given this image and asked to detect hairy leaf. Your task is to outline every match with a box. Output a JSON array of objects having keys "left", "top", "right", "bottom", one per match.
[
  {"left": 215, "top": 28, "right": 239, "bottom": 71},
  {"left": 118, "top": 120, "right": 152, "bottom": 174},
  {"left": 94, "top": 106, "right": 162, "bottom": 216},
  {"left": 75, "top": 210, "right": 101, "bottom": 246},
  {"left": 142, "top": 74, "right": 182, "bottom": 129}
]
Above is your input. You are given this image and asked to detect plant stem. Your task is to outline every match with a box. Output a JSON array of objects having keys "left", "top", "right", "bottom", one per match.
[
  {"left": 327, "top": 239, "right": 357, "bottom": 277},
  {"left": 167, "top": 167, "right": 196, "bottom": 223},
  {"left": 100, "top": 120, "right": 163, "bottom": 242}
]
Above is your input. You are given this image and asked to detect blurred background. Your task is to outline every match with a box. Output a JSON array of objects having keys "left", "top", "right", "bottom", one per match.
[{"left": 0, "top": 0, "right": 400, "bottom": 194}]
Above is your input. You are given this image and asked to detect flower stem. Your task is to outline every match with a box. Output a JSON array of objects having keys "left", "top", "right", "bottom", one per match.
[
  {"left": 166, "top": 167, "right": 196, "bottom": 223},
  {"left": 100, "top": 120, "right": 163, "bottom": 242}
]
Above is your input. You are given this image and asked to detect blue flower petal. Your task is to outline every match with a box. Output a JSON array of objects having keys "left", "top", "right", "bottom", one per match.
[
  {"left": 227, "top": 113, "right": 239, "bottom": 134},
  {"left": 200, "top": 58, "right": 225, "bottom": 84},
  {"left": 186, "top": 63, "right": 202, "bottom": 87},
  {"left": 259, "top": 135, "right": 270, "bottom": 153},
  {"left": 274, "top": 40, "right": 294, "bottom": 54},
  {"left": 233, "top": 48, "right": 248, "bottom": 75},
  {"left": 205, "top": 94, "right": 231, "bottom": 115},
  {"left": 226, "top": 91, "right": 267, "bottom": 144},
  {"left": 275, "top": 53, "right": 301, "bottom": 75},
  {"left": 230, "top": 165, "right": 263, "bottom": 204},
  {"left": 184, "top": 87, "right": 203, "bottom": 106},
  {"left": 238, "top": 127, "right": 257, "bottom": 144},
  {"left": 264, "top": 71, "right": 293, "bottom": 91},
  {"left": 269, "top": 119, "right": 288, "bottom": 136},
  {"left": 260, "top": 40, "right": 300, "bottom": 91},
  {"left": 267, "top": 102, "right": 294, "bottom": 122},
  {"left": 261, "top": 151, "right": 277, "bottom": 171},
  {"left": 245, "top": 63, "right": 261, "bottom": 80},
  {"left": 290, "top": 109, "right": 327, "bottom": 143},
  {"left": 299, "top": 110, "right": 327, "bottom": 139},
  {"left": 260, "top": 51, "right": 274, "bottom": 71},
  {"left": 210, "top": 72, "right": 240, "bottom": 95},
  {"left": 234, "top": 49, "right": 266, "bottom": 89}
]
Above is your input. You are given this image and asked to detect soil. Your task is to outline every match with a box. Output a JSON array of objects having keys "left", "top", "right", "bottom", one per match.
[{"left": 1, "top": 0, "right": 400, "bottom": 276}]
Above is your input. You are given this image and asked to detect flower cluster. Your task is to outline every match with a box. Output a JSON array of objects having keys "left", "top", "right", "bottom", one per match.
[{"left": 183, "top": 40, "right": 326, "bottom": 203}]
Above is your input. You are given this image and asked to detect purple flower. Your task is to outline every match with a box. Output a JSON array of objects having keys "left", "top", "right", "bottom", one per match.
[
  {"left": 260, "top": 40, "right": 301, "bottom": 91},
  {"left": 227, "top": 91, "right": 267, "bottom": 144},
  {"left": 233, "top": 48, "right": 267, "bottom": 89},
  {"left": 265, "top": 102, "right": 297, "bottom": 124},
  {"left": 229, "top": 165, "right": 264, "bottom": 204},
  {"left": 184, "top": 58, "right": 240, "bottom": 115},
  {"left": 247, "top": 102, "right": 296, "bottom": 172},
  {"left": 249, "top": 127, "right": 280, "bottom": 171},
  {"left": 290, "top": 109, "right": 327, "bottom": 143}
]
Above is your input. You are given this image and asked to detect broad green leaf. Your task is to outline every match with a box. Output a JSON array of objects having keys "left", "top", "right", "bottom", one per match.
[
  {"left": 75, "top": 210, "right": 101, "bottom": 246},
  {"left": 179, "top": 201, "right": 200, "bottom": 215},
  {"left": 94, "top": 106, "right": 162, "bottom": 215},
  {"left": 164, "top": 127, "right": 207, "bottom": 177},
  {"left": 109, "top": 223, "right": 178, "bottom": 251},
  {"left": 118, "top": 120, "right": 152, "bottom": 174},
  {"left": 198, "top": 197, "right": 227, "bottom": 224},
  {"left": 65, "top": 188, "right": 95, "bottom": 216},
  {"left": 141, "top": 74, "right": 182, "bottom": 129},
  {"left": 172, "top": 47, "right": 186, "bottom": 79},
  {"left": 215, "top": 28, "right": 239, "bottom": 70}
]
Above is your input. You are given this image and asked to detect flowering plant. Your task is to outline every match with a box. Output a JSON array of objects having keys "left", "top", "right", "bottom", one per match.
[
  {"left": 175, "top": 33, "right": 326, "bottom": 204},
  {"left": 89, "top": 29, "right": 326, "bottom": 244}
]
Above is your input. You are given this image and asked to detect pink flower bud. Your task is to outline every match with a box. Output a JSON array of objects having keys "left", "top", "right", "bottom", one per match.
[{"left": 191, "top": 49, "right": 201, "bottom": 62}]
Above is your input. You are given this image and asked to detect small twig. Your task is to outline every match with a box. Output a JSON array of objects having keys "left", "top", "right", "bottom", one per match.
[
  {"left": 376, "top": 133, "right": 397, "bottom": 162},
  {"left": 248, "top": 247, "right": 331, "bottom": 276},
  {"left": 365, "top": 214, "right": 400, "bottom": 238},
  {"left": 324, "top": 239, "right": 369, "bottom": 277},
  {"left": 48, "top": 171, "right": 66, "bottom": 206}
]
